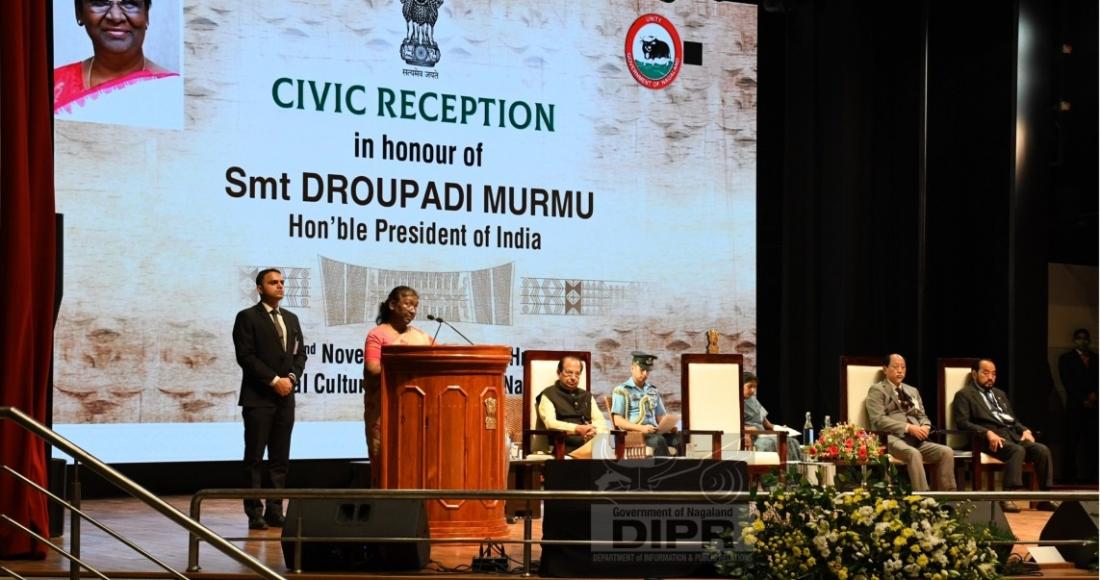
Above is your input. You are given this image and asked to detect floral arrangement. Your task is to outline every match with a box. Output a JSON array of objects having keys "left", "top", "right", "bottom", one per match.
[
  {"left": 807, "top": 422, "right": 886, "bottom": 464},
  {"left": 707, "top": 474, "right": 1003, "bottom": 580}
]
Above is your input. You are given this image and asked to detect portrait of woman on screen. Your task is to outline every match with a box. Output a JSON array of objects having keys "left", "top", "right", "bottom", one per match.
[{"left": 54, "top": 0, "right": 183, "bottom": 128}]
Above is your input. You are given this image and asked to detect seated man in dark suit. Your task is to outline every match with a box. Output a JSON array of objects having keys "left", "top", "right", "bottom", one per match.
[
  {"left": 535, "top": 355, "right": 608, "bottom": 454},
  {"left": 951, "top": 358, "right": 1055, "bottom": 512}
]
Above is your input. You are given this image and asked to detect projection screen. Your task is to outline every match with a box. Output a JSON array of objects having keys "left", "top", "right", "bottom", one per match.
[{"left": 51, "top": 0, "right": 757, "bottom": 462}]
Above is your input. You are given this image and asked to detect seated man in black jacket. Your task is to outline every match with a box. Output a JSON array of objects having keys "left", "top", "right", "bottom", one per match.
[
  {"left": 951, "top": 358, "right": 1055, "bottom": 512},
  {"left": 536, "top": 355, "right": 608, "bottom": 453}
]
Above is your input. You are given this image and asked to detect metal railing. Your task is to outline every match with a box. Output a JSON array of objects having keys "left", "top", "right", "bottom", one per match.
[
  {"left": 189, "top": 487, "right": 1100, "bottom": 575},
  {"left": 0, "top": 406, "right": 284, "bottom": 580},
  {"left": 2, "top": 402, "right": 1094, "bottom": 578}
]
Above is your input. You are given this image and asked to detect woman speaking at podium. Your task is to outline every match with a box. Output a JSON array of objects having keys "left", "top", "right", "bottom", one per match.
[{"left": 363, "top": 286, "right": 434, "bottom": 486}]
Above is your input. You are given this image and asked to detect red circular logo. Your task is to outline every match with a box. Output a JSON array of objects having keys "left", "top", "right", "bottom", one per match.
[{"left": 625, "top": 14, "right": 683, "bottom": 89}]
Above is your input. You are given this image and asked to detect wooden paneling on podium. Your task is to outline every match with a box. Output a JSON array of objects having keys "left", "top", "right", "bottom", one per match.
[{"left": 379, "top": 345, "right": 511, "bottom": 538}]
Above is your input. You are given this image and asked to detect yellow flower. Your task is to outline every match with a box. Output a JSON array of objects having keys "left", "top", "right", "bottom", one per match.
[
  {"left": 752, "top": 519, "right": 765, "bottom": 532},
  {"left": 916, "top": 554, "right": 929, "bottom": 567}
]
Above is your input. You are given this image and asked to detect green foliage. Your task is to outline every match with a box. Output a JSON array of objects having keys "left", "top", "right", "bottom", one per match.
[{"left": 706, "top": 467, "right": 1002, "bottom": 580}]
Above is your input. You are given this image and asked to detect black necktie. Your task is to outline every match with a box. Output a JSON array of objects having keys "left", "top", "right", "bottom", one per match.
[
  {"left": 896, "top": 387, "right": 913, "bottom": 411},
  {"left": 983, "top": 389, "right": 1000, "bottom": 412},
  {"left": 983, "top": 389, "right": 1013, "bottom": 424},
  {"left": 270, "top": 309, "right": 285, "bottom": 350}
]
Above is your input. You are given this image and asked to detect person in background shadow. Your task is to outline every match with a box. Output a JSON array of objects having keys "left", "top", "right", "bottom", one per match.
[
  {"left": 952, "top": 359, "right": 1055, "bottom": 513},
  {"left": 233, "top": 268, "right": 306, "bottom": 530},
  {"left": 1058, "top": 328, "right": 1098, "bottom": 483},
  {"left": 742, "top": 371, "right": 802, "bottom": 461}
]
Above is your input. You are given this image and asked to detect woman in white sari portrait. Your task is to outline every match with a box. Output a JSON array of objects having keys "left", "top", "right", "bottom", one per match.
[{"left": 54, "top": 0, "right": 182, "bottom": 128}]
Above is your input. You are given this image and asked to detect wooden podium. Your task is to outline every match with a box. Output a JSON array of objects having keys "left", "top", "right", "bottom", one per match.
[{"left": 379, "top": 344, "right": 511, "bottom": 538}]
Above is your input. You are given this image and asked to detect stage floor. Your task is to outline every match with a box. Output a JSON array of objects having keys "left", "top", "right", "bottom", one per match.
[{"left": 1, "top": 494, "right": 1096, "bottom": 579}]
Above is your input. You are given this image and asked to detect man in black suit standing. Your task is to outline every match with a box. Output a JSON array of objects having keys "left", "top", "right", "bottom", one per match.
[
  {"left": 952, "top": 359, "right": 1054, "bottom": 512},
  {"left": 1057, "top": 328, "right": 1098, "bottom": 483},
  {"left": 233, "top": 268, "right": 307, "bottom": 530}
]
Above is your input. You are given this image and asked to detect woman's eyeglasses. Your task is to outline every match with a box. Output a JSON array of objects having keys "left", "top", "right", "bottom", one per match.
[{"left": 86, "top": 0, "right": 146, "bottom": 16}]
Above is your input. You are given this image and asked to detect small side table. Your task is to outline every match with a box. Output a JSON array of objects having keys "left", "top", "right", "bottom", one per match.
[
  {"left": 790, "top": 460, "right": 837, "bottom": 486},
  {"left": 505, "top": 458, "right": 548, "bottom": 521}
]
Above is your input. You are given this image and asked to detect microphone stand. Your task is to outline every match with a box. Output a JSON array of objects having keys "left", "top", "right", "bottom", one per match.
[
  {"left": 431, "top": 317, "right": 444, "bottom": 343},
  {"left": 428, "top": 314, "right": 475, "bottom": 345}
]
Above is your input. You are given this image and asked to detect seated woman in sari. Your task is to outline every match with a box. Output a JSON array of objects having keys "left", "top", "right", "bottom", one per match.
[
  {"left": 743, "top": 372, "right": 803, "bottom": 461},
  {"left": 54, "top": 0, "right": 182, "bottom": 127}
]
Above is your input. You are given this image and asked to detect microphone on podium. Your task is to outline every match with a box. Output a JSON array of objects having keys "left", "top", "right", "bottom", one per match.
[{"left": 426, "top": 314, "right": 475, "bottom": 345}]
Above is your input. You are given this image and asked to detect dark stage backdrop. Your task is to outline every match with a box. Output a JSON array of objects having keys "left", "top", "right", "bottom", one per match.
[{"left": 756, "top": 0, "right": 1094, "bottom": 438}]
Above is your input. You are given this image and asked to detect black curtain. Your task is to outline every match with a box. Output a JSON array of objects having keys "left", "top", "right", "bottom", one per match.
[
  {"left": 757, "top": 0, "right": 924, "bottom": 424},
  {"left": 756, "top": 0, "right": 1063, "bottom": 432}
]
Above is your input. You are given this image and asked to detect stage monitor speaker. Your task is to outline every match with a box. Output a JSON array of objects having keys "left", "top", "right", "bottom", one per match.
[
  {"left": 948, "top": 500, "right": 1013, "bottom": 562},
  {"left": 1040, "top": 501, "right": 1098, "bottom": 569},
  {"left": 47, "top": 458, "right": 67, "bottom": 538},
  {"left": 955, "top": 500, "right": 1010, "bottom": 531},
  {"left": 280, "top": 499, "right": 429, "bottom": 571}
]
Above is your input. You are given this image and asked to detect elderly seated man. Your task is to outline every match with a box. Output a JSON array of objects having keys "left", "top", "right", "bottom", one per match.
[
  {"left": 535, "top": 355, "right": 608, "bottom": 454},
  {"left": 952, "top": 358, "right": 1055, "bottom": 512},
  {"left": 865, "top": 354, "right": 956, "bottom": 492},
  {"left": 742, "top": 371, "right": 802, "bottom": 461}
]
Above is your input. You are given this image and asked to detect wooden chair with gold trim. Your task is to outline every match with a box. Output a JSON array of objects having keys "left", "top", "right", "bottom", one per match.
[{"left": 681, "top": 354, "right": 786, "bottom": 483}]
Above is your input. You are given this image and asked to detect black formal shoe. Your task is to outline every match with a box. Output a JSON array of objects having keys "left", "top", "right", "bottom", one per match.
[
  {"left": 248, "top": 515, "right": 269, "bottom": 530},
  {"left": 1000, "top": 500, "right": 1022, "bottom": 513},
  {"left": 264, "top": 510, "right": 286, "bottom": 528},
  {"left": 1034, "top": 500, "right": 1059, "bottom": 512}
]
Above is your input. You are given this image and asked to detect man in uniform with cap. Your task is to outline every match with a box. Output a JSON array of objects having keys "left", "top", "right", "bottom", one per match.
[
  {"left": 535, "top": 355, "right": 608, "bottom": 454},
  {"left": 610, "top": 351, "right": 678, "bottom": 456}
]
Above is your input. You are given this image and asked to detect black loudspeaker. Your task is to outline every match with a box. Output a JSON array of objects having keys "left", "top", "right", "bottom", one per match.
[
  {"left": 1040, "top": 501, "right": 1099, "bottom": 569},
  {"left": 47, "top": 458, "right": 67, "bottom": 538},
  {"left": 280, "top": 499, "right": 429, "bottom": 571},
  {"left": 949, "top": 501, "right": 1013, "bottom": 562},
  {"left": 956, "top": 500, "right": 1010, "bottom": 530}
]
